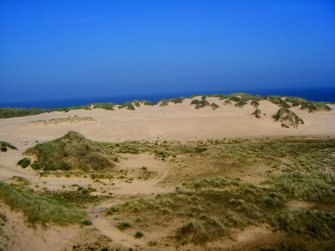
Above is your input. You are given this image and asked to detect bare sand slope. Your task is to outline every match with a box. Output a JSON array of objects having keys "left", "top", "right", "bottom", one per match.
[{"left": 0, "top": 98, "right": 334, "bottom": 150}]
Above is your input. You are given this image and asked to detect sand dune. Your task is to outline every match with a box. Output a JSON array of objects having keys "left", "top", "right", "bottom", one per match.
[{"left": 0, "top": 98, "right": 334, "bottom": 150}]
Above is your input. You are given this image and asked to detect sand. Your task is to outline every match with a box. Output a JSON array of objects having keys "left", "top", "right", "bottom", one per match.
[{"left": 0, "top": 98, "right": 334, "bottom": 150}]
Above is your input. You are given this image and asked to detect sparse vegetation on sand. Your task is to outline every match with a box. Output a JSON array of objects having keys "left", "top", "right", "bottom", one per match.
[
  {"left": 0, "top": 93, "right": 332, "bottom": 119},
  {"left": 190, "top": 96, "right": 210, "bottom": 109},
  {"left": 40, "top": 187, "right": 110, "bottom": 206},
  {"left": 30, "top": 116, "right": 96, "bottom": 126},
  {"left": 251, "top": 99, "right": 259, "bottom": 107},
  {"left": 116, "top": 221, "right": 131, "bottom": 231},
  {"left": 224, "top": 99, "right": 232, "bottom": 105},
  {"left": 251, "top": 108, "right": 262, "bottom": 118},
  {"left": 273, "top": 107, "right": 304, "bottom": 128},
  {"left": 25, "top": 131, "right": 115, "bottom": 171},
  {"left": 159, "top": 97, "right": 185, "bottom": 106},
  {"left": 0, "top": 181, "right": 88, "bottom": 225},
  {"left": 91, "top": 103, "right": 115, "bottom": 110},
  {"left": 98, "top": 139, "right": 207, "bottom": 160},
  {"left": 235, "top": 99, "right": 247, "bottom": 108},
  {"left": 284, "top": 96, "right": 331, "bottom": 112},
  {"left": 211, "top": 103, "right": 219, "bottom": 110},
  {"left": 105, "top": 137, "right": 335, "bottom": 248},
  {"left": 120, "top": 102, "right": 136, "bottom": 110},
  {"left": 132, "top": 100, "right": 153, "bottom": 107},
  {"left": 0, "top": 141, "right": 17, "bottom": 152}
]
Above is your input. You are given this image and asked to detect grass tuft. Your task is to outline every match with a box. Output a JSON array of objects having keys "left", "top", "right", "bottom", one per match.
[{"left": 0, "top": 181, "right": 87, "bottom": 225}]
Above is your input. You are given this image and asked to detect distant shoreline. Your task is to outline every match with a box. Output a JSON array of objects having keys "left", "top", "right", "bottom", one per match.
[{"left": 1, "top": 87, "right": 335, "bottom": 109}]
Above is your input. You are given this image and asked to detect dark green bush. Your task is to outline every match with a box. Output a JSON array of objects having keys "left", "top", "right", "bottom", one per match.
[
  {"left": 17, "top": 158, "right": 31, "bottom": 168},
  {"left": 134, "top": 231, "right": 144, "bottom": 238},
  {"left": 116, "top": 222, "right": 131, "bottom": 230},
  {"left": 0, "top": 141, "right": 17, "bottom": 151}
]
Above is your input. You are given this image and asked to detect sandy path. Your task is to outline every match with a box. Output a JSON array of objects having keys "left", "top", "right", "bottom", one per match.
[
  {"left": 88, "top": 200, "right": 146, "bottom": 249},
  {"left": 1, "top": 150, "right": 171, "bottom": 250},
  {"left": 88, "top": 153, "right": 171, "bottom": 249},
  {"left": 112, "top": 153, "right": 172, "bottom": 195}
]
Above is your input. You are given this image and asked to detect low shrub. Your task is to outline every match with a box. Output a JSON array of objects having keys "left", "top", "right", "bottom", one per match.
[
  {"left": 116, "top": 221, "right": 131, "bottom": 230},
  {"left": 0, "top": 141, "right": 17, "bottom": 152},
  {"left": 17, "top": 158, "right": 31, "bottom": 168},
  {"left": 134, "top": 231, "right": 144, "bottom": 238}
]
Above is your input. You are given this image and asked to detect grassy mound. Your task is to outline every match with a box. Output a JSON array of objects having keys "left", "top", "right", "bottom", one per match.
[
  {"left": 273, "top": 108, "right": 304, "bottom": 128},
  {"left": 0, "top": 181, "right": 87, "bottom": 225},
  {"left": 25, "top": 131, "right": 114, "bottom": 171}
]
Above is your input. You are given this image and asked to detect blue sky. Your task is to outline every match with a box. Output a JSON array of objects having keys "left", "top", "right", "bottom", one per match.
[{"left": 1, "top": 0, "right": 335, "bottom": 102}]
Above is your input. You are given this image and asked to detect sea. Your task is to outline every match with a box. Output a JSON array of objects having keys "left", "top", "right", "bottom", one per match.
[{"left": 1, "top": 87, "right": 334, "bottom": 109}]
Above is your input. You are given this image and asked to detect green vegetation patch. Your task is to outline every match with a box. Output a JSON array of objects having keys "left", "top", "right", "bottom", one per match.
[
  {"left": 0, "top": 108, "right": 47, "bottom": 119},
  {"left": 176, "top": 217, "right": 225, "bottom": 244},
  {"left": 277, "top": 209, "right": 335, "bottom": 240},
  {"left": 98, "top": 140, "right": 207, "bottom": 160},
  {"left": 17, "top": 158, "right": 31, "bottom": 168},
  {"left": 0, "top": 181, "right": 87, "bottom": 225},
  {"left": 25, "top": 131, "right": 115, "bottom": 171},
  {"left": 284, "top": 96, "right": 331, "bottom": 112},
  {"left": 116, "top": 221, "right": 131, "bottom": 231},
  {"left": 107, "top": 181, "right": 286, "bottom": 243},
  {"left": 159, "top": 97, "right": 185, "bottom": 106},
  {"left": 235, "top": 100, "right": 247, "bottom": 108},
  {"left": 106, "top": 138, "right": 335, "bottom": 245},
  {"left": 91, "top": 103, "right": 115, "bottom": 110},
  {"left": 40, "top": 187, "right": 109, "bottom": 206},
  {"left": 190, "top": 96, "right": 210, "bottom": 109},
  {"left": 211, "top": 103, "right": 220, "bottom": 110},
  {"left": 271, "top": 171, "right": 335, "bottom": 202},
  {"left": 120, "top": 102, "right": 135, "bottom": 110},
  {"left": 273, "top": 107, "right": 304, "bottom": 128}
]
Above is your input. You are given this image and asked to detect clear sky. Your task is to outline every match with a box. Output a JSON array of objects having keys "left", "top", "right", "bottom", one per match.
[{"left": 1, "top": 0, "right": 335, "bottom": 102}]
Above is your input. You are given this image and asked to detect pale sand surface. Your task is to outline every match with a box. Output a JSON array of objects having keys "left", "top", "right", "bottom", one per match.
[{"left": 0, "top": 98, "right": 334, "bottom": 150}]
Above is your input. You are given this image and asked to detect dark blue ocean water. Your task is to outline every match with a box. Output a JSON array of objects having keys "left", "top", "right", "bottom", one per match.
[{"left": 1, "top": 87, "right": 334, "bottom": 109}]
